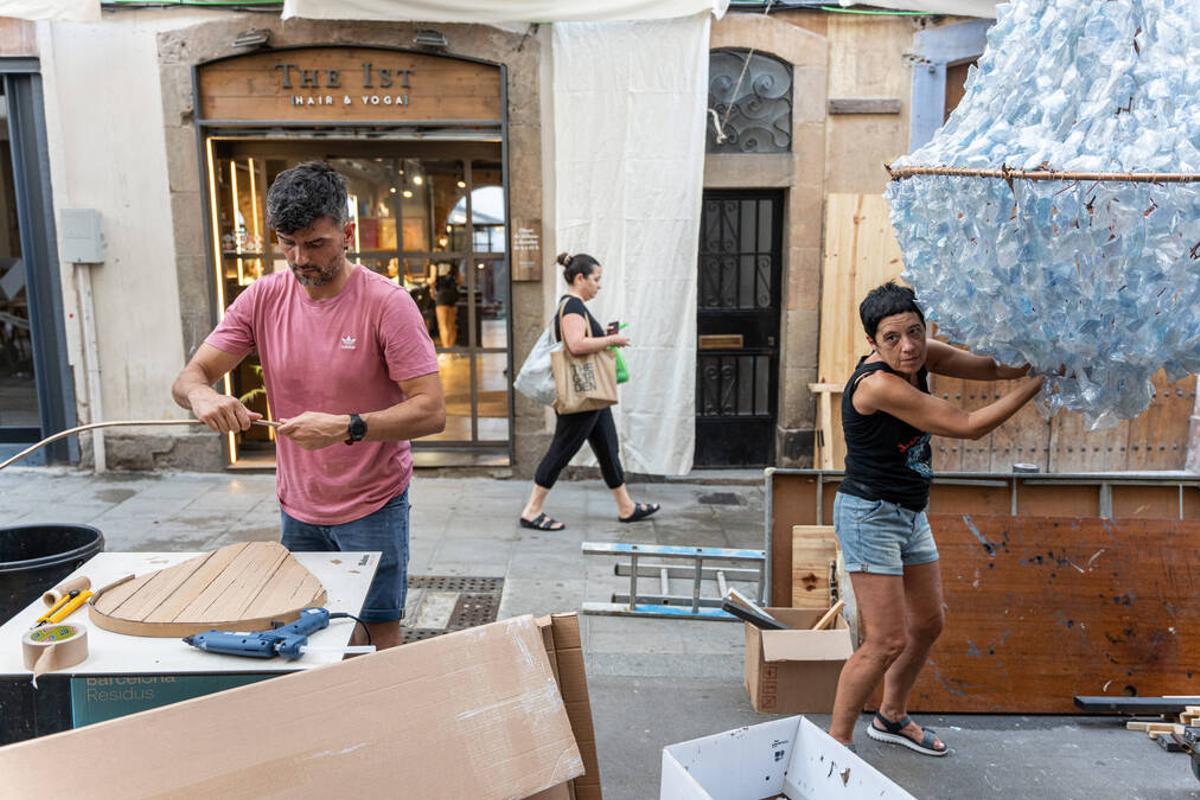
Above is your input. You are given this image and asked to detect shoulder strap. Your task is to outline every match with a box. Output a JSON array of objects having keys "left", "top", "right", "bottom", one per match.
[{"left": 556, "top": 296, "right": 590, "bottom": 343}]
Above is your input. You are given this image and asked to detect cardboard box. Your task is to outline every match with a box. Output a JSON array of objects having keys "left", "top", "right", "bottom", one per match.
[
  {"left": 0, "top": 615, "right": 583, "bottom": 800},
  {"left": 744, "top": 607, "right": 853, "bottom": 713},
  {"left": 660, "top": 715, "right": 916, "bottom": 799},
  {"left": 536, "top": 613, "right": 602, "bottom": 800}
]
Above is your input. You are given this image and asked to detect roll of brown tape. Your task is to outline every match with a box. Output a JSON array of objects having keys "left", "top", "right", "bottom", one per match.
[
  {"left": 42, "top": 576, "right": 91, "bottom": 607},
  {"left": 22, "top": 624, "right": 88, "bottom": 688}
]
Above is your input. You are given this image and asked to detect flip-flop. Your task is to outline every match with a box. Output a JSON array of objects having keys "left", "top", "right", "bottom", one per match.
[
  {"left": 865, "top": 712, "right": 948, "bottom": 756},
  {"left": 519, "top": 512, "right": 565, "bottom": 531},
  {"left": 619, "top": 502, "right": 660, "bottom": 523}
]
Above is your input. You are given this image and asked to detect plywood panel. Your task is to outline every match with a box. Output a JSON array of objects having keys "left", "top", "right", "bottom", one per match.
[
  {"left": 1110, "top": 485, "right": 1184, "bottom": 520},
  {"left": 792, "top": 525, "right": 837, "bottom": 609},
  {"left": 198, "top": 48, "right": 502, "bottom": 124},
  {"left": 1018, "top": 484, "right": 1100, "bottom": 517},
  {"left": 815, "top": 193, "right": 905, "bottom": 470},
  {"left": 910, "top": 515, "right": 1200, "bottom": 713},
  {"left": 1125, "top": 373, "right": 1196, "bottom": 470},
  {"left": 928, "top": 484, "right": 1011, "bottom": 516},
  {"left": 987, "top": 379, "right": 1052, "bottom": 471},
  {"left": 770, "top": 474, "right": 818, "bottom": 605}
]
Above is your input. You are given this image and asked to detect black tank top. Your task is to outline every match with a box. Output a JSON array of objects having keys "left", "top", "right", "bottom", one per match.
[{"left": 840, "top": 357, "right": 933, "bottom": 511}]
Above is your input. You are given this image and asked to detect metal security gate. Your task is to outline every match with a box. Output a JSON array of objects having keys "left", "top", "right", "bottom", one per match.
[{"left": 695, "top": 190, "right": 782, "bottom": 467}]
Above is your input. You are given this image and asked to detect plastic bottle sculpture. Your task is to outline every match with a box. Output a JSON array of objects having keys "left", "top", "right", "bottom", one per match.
[{"left": 886, "top": 0, "right": 1200, "bottom": 429}]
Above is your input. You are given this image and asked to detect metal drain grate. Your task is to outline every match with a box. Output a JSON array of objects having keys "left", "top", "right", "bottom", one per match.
[
  {"left": 401, "top": 575, "right": 504, "bottom": 644},
  {"left": 698, "top": 491, "right": 743, "bottom": 506},
  {"left": 407, "top": 575, "right": 505, "bottom": 593},
  {"left": 448, "top": 592, "right": 501, "bottom": 630}
]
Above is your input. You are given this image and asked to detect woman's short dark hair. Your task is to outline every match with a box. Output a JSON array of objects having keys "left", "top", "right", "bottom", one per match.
[
  {"left": 557, "top": 252, "right": 600, "bottom": 284},
  {"left": 266, "top": 161, "right": 348, "bottom": 234},
  {"left": 859, "top": 281, "right": 925, "bottom": 339}
]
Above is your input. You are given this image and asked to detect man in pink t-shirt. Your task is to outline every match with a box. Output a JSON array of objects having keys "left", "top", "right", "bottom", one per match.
[{"left": 171, "top": 162, "right": 444, "bottom": 650}]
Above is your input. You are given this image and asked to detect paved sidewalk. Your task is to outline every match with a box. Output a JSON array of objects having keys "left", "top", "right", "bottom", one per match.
[{"left": 1, "top": 468, "right": 1196, "bottom": 799}]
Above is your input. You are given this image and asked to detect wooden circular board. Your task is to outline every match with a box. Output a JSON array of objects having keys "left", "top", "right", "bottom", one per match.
[{"left": 88, "top": 541, "right": 327, "bottom": 638}]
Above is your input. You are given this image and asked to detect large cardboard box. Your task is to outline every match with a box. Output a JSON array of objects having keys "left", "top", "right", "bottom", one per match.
[
  {"left": 744, "top": 607, "right": 852, "bottom": 713},
  {"left": 660, "top": 715, "right": 916, "bottom": 799},
  {"left": 0, "top": 615, "right": 583, "bottom": 800},
  {"left": 534, "top": 613, "right": 602, "bottom": 800}
]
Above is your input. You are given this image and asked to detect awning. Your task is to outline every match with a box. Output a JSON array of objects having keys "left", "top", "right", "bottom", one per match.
[
  {"left": 282, "top": 0, "right": 730, "bottom": 23},
  {"left": 835, "top": 0, "right": 999, "bottom": 17},
  {"left": 0, "top": 0, "right": 99, "bottom": 21}
]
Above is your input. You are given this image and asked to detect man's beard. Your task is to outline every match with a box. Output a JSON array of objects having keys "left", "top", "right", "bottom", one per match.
[{"left": 290, "top": 260, "right": 341, "bottom": 287}]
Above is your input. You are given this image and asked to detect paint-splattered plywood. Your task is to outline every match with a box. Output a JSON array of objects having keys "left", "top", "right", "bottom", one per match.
[
  {"left": 89, "top": 542, "right": 326, "bottom": 637},
  {"left": 791, "top": 526, "right": 837, "bottom": 609},
  {"left": 907, "top": 515, "right": 1200, "bottom": 713}
]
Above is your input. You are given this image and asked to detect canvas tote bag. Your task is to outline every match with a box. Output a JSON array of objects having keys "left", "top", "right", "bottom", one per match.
[{"left": 551, "top": 299, "right": 618, "bottom": 414}]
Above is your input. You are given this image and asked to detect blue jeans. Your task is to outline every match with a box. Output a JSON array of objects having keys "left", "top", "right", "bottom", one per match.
[
  {"left": 833, "top": 491, "right": 938, "bottom": 576},
  {"left": 280, "top": 489, "right": 410, "bottom": 622}
]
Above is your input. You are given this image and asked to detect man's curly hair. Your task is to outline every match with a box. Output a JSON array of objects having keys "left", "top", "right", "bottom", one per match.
[{"left": 266, "top": 161, "right": 348, "bottom": 234}]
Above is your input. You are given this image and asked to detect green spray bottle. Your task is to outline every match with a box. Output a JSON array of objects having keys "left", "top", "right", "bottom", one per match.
[{"left": 609, "top": 323, "right": 630, "bottom": 384}]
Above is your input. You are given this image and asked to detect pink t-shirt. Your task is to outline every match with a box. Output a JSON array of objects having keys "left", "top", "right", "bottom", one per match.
[{"left": 206, "top": 265, "right": 438, "bottom": 525}]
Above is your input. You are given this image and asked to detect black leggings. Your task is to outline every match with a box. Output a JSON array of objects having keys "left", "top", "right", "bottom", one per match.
[{"left": 534, "top": 407, "right": 625, "bottom": 490}]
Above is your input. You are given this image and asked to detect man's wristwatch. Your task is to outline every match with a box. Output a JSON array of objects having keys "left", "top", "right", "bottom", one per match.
[{"left": 345, "top": 413, "right": 367, "bottom": 445}]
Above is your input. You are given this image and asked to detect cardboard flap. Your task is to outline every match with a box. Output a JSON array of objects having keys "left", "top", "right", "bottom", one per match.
[
  {"left": 0, "top": 616, "right": 583, "bottom": 800},
  {"left": 761, "top": 628, "right": 852, "bottom": 662}
]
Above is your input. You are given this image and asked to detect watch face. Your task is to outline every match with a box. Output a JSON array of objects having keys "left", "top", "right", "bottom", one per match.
[{"left": 350, "top": 414, "right": 366, "bottom": 440}]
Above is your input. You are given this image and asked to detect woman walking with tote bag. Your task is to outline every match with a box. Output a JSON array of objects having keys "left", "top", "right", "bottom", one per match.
[{"left": 518, "top": 252, "right": 661, "bottom": 531}]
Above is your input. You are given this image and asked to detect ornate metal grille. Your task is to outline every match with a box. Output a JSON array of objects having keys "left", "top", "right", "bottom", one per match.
[
  {"left": 699, "top": 198, "right": 776, "bottom": 310},
  {"left": 707, "top": 49, "right": 793, "bottom": 154}
]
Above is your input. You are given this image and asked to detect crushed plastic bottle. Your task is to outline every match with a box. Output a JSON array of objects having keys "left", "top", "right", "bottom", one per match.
[{"left": 886, "top": 0, "right": 1200, "bottom": 428}]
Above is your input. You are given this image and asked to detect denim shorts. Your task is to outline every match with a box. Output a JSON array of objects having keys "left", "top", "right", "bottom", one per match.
[
  {"left": 833, "top": 491, "right": 938, "bottom": 576},
  {"left": 280, "top": 489, "right": 410, "bottom": 623}
]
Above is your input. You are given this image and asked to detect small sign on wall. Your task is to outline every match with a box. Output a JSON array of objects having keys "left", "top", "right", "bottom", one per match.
[{"left": 512, "top": 221, "right": 541, "bottom": 282}]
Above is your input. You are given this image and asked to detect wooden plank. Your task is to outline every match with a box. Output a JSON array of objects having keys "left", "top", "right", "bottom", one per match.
[
  {"left": 957, "top": 379, "right": 994, "bottom": 472},
  {"left": 1112, "top": 485, "right": 1185, "bottom": 520},
  {"left": 910, "top": 515, "right": 1200, "bottom": 713},
  {"left": 987, "top": 379, "right": 1052, "bottom": 471},
  {"left": 792, "top": 525, "right": 837, "bottom": 609},
  {"left": 1018, "top": 484, "right": 1100, "bottom": 517},
  {"left": 143, "top": 543, "right": 249, "bottom": 623},
  {"left": 816, "top": 193, "right": 905, "bottom": 470},
  {"left": 103, "top": 554, "right": 212, "bottom": 622},
  {"left": 1125, "top": 373, "right": 1195, "bottom": 470},
  {"left": 827, "top": 97, "right": 902, "bottom": 115},
  {"left": 770, "top": 473, "right": 819, "bottom": 605},
  {"left": 928, "top": 375, "right": 963, "bottom": 472},
  {"left": 206, "top": 542, "right": 290, "bottom": 620}
]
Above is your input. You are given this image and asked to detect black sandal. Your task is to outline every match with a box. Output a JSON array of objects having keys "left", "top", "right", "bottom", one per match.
[
  {"left": 865, "top": 711, "right": 948, "bottom": 756},
  {"left": 619, "top": 502, "right": 660, "bottom": 523},
  {"left": 519, "top": 512, "right": 565, "bottom": 531}
]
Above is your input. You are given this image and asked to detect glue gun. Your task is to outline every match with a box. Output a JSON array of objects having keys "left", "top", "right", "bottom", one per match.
[{"left": 182, "top": 608, "right": 371, "bottom": 660}]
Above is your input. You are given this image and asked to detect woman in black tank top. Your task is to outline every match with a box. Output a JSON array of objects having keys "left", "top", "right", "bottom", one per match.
[{"left": 828, "top": 282, "right": 1045, "bottom": 756}]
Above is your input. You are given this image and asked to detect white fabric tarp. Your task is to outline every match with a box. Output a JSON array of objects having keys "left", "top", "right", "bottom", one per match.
[
  {"left": 553, "top": 16, "right": 709, "bottom": 476},
  {"left": 839, "top": 0, "right": 999, "bottom": 17},
  {"left": 0, "top": 0, "right": 98, "bottom": 21},
  {"left": 283, "top": 0, "right": 728, "bottom": 22}
]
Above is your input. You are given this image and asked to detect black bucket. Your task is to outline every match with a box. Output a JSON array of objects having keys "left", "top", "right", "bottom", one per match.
[{"left": 0, "top": 525, "right": 104, "bottom": 626}]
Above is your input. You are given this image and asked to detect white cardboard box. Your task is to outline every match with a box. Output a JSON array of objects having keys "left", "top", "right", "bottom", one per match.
[{"left": 661, "top": 715, "right": 916, "bottom": 800}]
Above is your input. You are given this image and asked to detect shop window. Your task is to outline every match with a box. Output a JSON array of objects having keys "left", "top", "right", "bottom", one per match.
[
  {"left": 706, "top": 48, "right": 793, "bottom": 154},
  {"left": 209, "top": 147, "right": 511, "bottom": 465}
]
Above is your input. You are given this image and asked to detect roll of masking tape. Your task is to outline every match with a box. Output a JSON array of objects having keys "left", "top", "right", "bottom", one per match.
[
  {"left": 43, "top": 576, "right": 91, "bottom": 607},
  {"left": 22, "top": 624, "right": 88, "bottom": 688}
]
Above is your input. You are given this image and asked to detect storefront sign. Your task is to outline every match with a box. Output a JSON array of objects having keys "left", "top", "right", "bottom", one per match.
[
  {"left": 513, "top": 222, "right": 541, "bottom": 282},
  {"left": 197, "top": 47, "right": 502, "bottom": 123}
]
